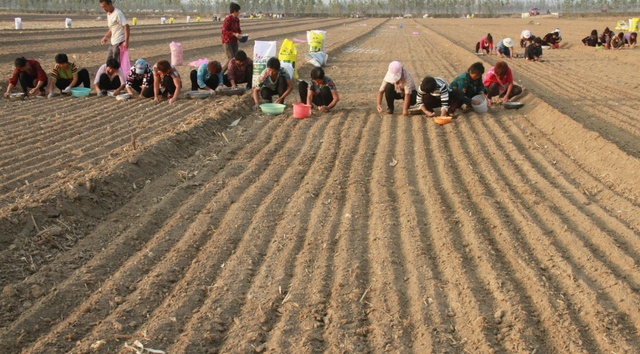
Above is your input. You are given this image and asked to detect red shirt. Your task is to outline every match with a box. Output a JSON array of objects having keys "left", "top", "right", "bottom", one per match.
[
  {"left": 9, "top": 59, "right": 48, "bottom": 86},
  {"left": 221, "top": 14, "right": 241, "bottom": 44}
]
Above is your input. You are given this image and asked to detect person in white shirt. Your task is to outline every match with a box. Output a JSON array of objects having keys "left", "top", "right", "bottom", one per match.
[
  {"left": 94, "top": 57, "right": 126, "bottom": 96},
  {"left": 100, "top": 0, "right": 130, "bottom": 61}
]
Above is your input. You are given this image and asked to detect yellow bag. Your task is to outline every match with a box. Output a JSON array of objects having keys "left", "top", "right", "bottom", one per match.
[
  {"left": 309, "top": 31, "right": 324, "bottom": 52},
  {"left": 631, "top": 18, "right": 639, "bottom": 31},
  {"left": 278, "top": 39, "right": 298, "bottom": 79}
]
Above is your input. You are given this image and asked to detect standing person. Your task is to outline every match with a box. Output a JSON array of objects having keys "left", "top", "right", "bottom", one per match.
[
  {"left": 94, "top": 57, "right": 126, "bottom": 96},
  {"left": 582, "top": 30, "right": 599, "bottom": 46},
  {"left": 417, "top": 76, "right": 464, "bottom": 117},
  {"left": 525, "top": 37, "right": 543, "bottom": 61},
  {"left": 475, "top": 33, "right": 494, "bottom": 55},
  {"left": 100, "top": 0, "right": 130, "bottom": 61},
  {"left": 153, "top": 59, "right": 182, "bottom": 104},
  {"left": 221, "top": 2, "right": 243, "bottom": 65},
  {"left": 125, "top": 58, "right": 154, "bottom": 98},
  {"left": 47, "top": 53, "right": 90, "bottom": 98},
  {"left": 190, "top": 60, "right": 222, "bottom": 91},
  {"left": 252, "top": 57, "right": 293, "bottom": 109},
  {"left": 298, "top": 67, "right": 339, "bottom": 112},
  {"left": 450, "top": 62, "right": 488, "bottom": 109},
  {"left": 376, "top": 61, "right": 417, "bottom": 116},
  {"left": 624, "top": 32, "right": 637, "bottom": 48},
  {"left": 225, "top": 50, "right": 253, "bottom": 89},
  {"left": 495, "top": 37, "right": 515, "bottom": 58},
  {"left": 4, "top": 57, "right": 48, "bottom": 98},
  {"left": 483, "top": 61, "right": 522, "bottom": 103}
]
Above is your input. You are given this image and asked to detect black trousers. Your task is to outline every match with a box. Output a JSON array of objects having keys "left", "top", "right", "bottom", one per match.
[
  {"left": 383, "top": 82, "right": 417, "bottom": 112},
  {"left": 160, "top": 75, "right": 177, "bottom": 96},
  {"left": 98, "top": 74, "right": 122, "bottom": 91},
  {"left": 129, "top": 76, "right": 155, "bottom": 98},
  {"left": 190, "top": 70, "right": 220, "bottom": 91},
  {"left": 298, "top": 81, "right": 332, "bottom": 106},
  {"left": 224, "top": 64, "right": 253, "bottom": 89},
  {"left": 19, "top": 71, "right": 47, "bottom": 94},
  {"left": 421, "top": 89, "right": 465, "bottom": 114},
  {"left": 486, "top": 83, "right": 523, "bottom": 100},
  {"left": 259, "top": 75, "right": 287, "bottom": 102},
  {"left": 55, "top": 68, "right": 90, "bottom": 90}
]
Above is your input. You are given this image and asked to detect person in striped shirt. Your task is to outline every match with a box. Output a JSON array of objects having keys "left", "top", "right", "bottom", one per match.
[
  {"left": 47, "top": 53, "right": 90, "bottom": 98},
  {"left": 417, "top": 76, "right": 464, "bottom": 118}
]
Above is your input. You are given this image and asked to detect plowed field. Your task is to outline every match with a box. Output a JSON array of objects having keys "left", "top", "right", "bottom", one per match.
[{"left": 1, "top": 15, "right": 640, "bottom": 354}]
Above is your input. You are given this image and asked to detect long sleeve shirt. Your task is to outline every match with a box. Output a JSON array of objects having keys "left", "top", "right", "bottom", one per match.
[
  {"left": 126, "top": 65, "right": 152, "bottom": 87},
  {"left": 450, "top": 72, "right": 486, "bottom": 105},
  {"left": 417, "top": 77, "right": 451, "bottom": 111},
  {"left": 227, "top": 58, "right": 253, "bottom": 83},
  {"left": 478, "top": 36, "right": 494, "bottom": 51},
  {"left": 9, "top": 59, "right": 47, "bottom": 86},
  {"left": 221, "top": 14, "right": 241, "bottom": 44}
]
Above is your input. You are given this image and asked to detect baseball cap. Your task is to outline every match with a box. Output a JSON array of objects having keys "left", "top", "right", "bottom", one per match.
[
  {"left": 503, "top": 38, "right": 514, "bottom": 48},
  {"left": 383, "top": 61, "right": 403, "bottom": 83},
  {"left": 135, "top": 58, "right": 147, "bottom": 74}
]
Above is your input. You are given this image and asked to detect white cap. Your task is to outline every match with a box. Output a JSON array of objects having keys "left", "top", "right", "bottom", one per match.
[
  {"left": 503, "top": 38, "right": 514, "bottom": 47},
  {"left": 383, "top": 61, "right": 403, "bottom": 83}
]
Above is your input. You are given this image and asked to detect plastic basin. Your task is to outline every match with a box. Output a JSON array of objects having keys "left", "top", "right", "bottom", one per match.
[
  {"left": 239, "top": 34, "right": 249, "bottom": 43},
  {"left": 433, "top": 116, "right": 452, "bottom": 125},
  {"left": 260, "top": 103, "right": 286, "bottom": 115},
  {"left": 293, "top": 103, "right": 311, "bottom": 118},
  {"left": 471, "top": 95, "right": 488, "bottom": 113},
  {"left": 70, "top": 87, "right": 91, "bottom": 97}
]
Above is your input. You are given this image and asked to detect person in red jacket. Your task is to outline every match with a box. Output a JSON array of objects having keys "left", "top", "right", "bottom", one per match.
[
  {"left": 4, "top": 57, "right": 48, "bottom": 98},
  {"left": 221, "top": 2, "right": 242, "bottom": 63}
]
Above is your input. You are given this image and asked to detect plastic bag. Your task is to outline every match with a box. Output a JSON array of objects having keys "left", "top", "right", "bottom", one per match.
[
  {"left": 252, "top": 41, "right": 277, "bottom": 88},
  {"left": 170, "top": 41, "right": 183, "bottom": 66},
  {"left": 305, "top": 52, "right": 328, "bottom": 67},
  {"left": 119, "top": 44, "right": 131, "bottom": 74},
  {"left": 307, "top": 30, "right": 325, "bottom": 52},
  {"left": 278, "top": 39, "right": 298, "bottom": 79}
]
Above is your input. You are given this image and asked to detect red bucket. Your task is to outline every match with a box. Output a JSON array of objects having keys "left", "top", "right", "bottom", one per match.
[{"left": 293, "top": 103, "right": 311, "bottom": 119}]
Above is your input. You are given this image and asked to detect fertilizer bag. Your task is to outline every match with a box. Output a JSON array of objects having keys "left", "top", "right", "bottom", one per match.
[
  {"left": 278, "top": 39, "right": 298, "bottom": 79},
  {"left": 170, "top": 41, "right": 183, "bottom": 66},
  {"left": 252, "top": 41, "right": 277, "bottom": 88}
]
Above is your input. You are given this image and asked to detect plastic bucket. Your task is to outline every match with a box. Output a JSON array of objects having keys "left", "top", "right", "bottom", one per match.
[
  {"left": 186, "top": 16, "right": 191, "bottom": 23},
  {"left": 132, "top": 17, "right": 138, "bottom": 25},
  {"left": 471, "top": 95, "right": 488, "bottom": 113},
  {"left": 161, "top": 17, "right": 166, "bottom": 24},
  {"left": 293, "top": 103, "right": 311, "bottom": 118},
  {"left": 65, "top": 18, "right": 72, "bottom": 28},
  {"left": 15, "top": 18, "right": 22, "bottom": 30}
]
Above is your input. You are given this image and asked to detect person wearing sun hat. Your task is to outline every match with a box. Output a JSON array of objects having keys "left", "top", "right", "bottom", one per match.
[
  {"left": 376, "top": 61, "right": 417, "bottom": 116},
  {"left": 125, "top": 58, "right": 154, "bottom": 98},
  {"left": 520, "top": 29, "right": 535, "bottom": 48},
  {"left": 496, "top": 37, "right": 515, "bottom": 58}
]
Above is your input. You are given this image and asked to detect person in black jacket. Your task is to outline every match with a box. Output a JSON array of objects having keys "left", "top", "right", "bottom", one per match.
[
  {"left": 582, "top": 29, "right": 599, "bottom": 46},
  {"left": 525, "top": 37, "right": 543, "bottom": 61}
]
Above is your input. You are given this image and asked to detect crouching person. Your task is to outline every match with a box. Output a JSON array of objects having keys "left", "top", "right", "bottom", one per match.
[
  {"left": 126, "top": 58, "right": 154, "bottom": 98},
  {"left": 450, "top": 62, "right": 488, "bottom": 109},
  {"left": 190, "top": 60, "right": 222, "bottom": 91},
  {"left": 48, "top": 53, "right": 90, "bottom": 98},
  {"left": 153, "top": 59, "right": 182, "bottom": 104},
  {"left": 252, "top": 57, "right": 293, "bottom": 109},
  {"left": 4, "top": 57, "right": 48, "bottom": 98},
  {"left": 376, "top": 61, "right": 417, "bottom": 116},
  {"left": 298, "top": 67, "right": 339, "bottom": 112},
  {"left": 225, "top": 50, "right": 253, "bottom": 89},
  {"left": 94, "top": 57, "right": 125, "bottom": 96},
  {"left": 483, "top": 61, "right": 523, "bottom": 103},
  {"left": 417, "top": 76, "right": 464, "bottom": 117}
]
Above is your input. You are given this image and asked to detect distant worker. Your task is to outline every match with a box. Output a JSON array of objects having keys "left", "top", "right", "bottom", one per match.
[
  {"left": 475, "top": 33, "right": 494, "bottom": 55},
  {"left": 100, "top": 0, "right": 130, "bottom": 61},
  {"left": 221, "top": 2, "right": 243, "bottom": 63}
]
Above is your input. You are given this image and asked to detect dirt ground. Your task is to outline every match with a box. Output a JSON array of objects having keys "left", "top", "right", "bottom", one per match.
[{"left": 1, "top": 13, "right": 640, "bottom": 354}]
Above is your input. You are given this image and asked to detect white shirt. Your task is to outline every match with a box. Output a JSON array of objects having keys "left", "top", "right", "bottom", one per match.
[
  {"left": 107, "top": 8, "right": 128, "bottom": 45},
  {"left": 93, "top": 64, "right": 125, "bottom": 85}
]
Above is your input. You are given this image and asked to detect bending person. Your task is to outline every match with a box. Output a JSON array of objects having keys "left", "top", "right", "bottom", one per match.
[
  {"left": 94, "top": 57, "right": 125, "bottom": 96},
  {"left": 298, "top": 67, "right": 339, "bottom": 112},
  {"left": 190, "top": 60, "right": 222, "bottom": 91},
  {"left": 252, "top": 57, "right": 293, "bottom": 109},
  {"left": 48, "top": 53, "right": 90, "bottom": 98},
  {"left": 483, "top": 61, "right": 523, "bottom": 103},
  {"left": 153, "top": 59, "right": 182, "bottom": 104},
  {"left": 225, "top": 50, "right": 253, "bottom": 89},
  {"left": 125, "top": 58, "right": 154, "bottom": 98},
  {"left": 376, "top": 61, "right": 416, "bottom": 116},
  {"left": 4, "top": 57, "right": 48, "bottom": 98}
]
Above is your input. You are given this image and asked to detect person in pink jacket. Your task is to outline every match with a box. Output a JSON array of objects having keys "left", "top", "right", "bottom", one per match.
[
  {"left": 475, "top": 33, "right": 494, "bottom": 55},
  {"left": 483, "top": 61, "right": 522, "bottom": 103}
]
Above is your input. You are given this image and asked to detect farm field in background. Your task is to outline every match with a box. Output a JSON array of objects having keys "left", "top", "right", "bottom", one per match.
[{"left": 1, "top": 14, "right": 640, "bottom": 353}]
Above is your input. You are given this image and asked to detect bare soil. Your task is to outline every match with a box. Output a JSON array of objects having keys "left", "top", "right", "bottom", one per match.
[{"left": 1, "top": 14, "right": 640, "bottom": 354}]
